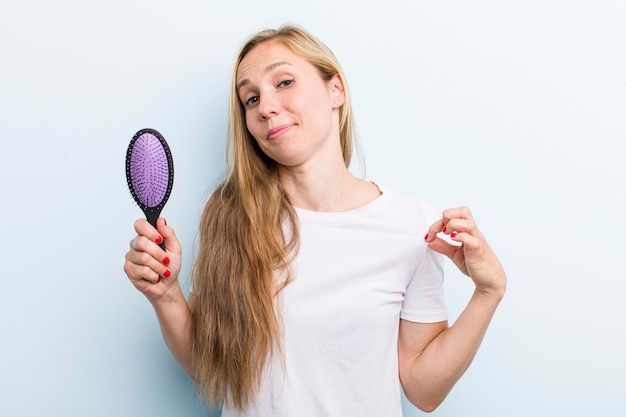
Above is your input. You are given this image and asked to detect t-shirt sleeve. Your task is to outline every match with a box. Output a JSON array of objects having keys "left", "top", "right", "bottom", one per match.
[
  {"left": 397, "top": 197, "right": 447, "bottom": 323},
  {"left": 400, "top": 246, "right": 447, "bottom": 323}
]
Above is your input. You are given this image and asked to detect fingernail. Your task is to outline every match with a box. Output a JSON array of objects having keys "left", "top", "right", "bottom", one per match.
[
  {"left": 424, "top": 234, "right": 429, "bottom": 241},
  {"left": 163, "top": 270, "right": 171, "bottom": 278},
  {"left": 450, "top": 232, "right": 457, "bottom": 238},
  {"left": 156, "top": 236, "right": 163, "bottom": 245},
  {"left": 442, "top": 226, "right": 447, "bottom": 233},
  {"left": 163, "top": 218, "right": 167, "bottom": 226},
  {"left": 162, "top": 257, "right": 170, "bottom": 265},
  {"left": 156, "top": 277, "right": 161, "bottom": 283}
]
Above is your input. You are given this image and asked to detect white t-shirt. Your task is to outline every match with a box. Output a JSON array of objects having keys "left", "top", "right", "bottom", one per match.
[{"left": 221, "top": 187, "right": 447, "bottom": 417}]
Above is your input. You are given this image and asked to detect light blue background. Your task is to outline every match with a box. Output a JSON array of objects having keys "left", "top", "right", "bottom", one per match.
[{"left": 1, "top": 1, "right": 625, "bottom": 415}]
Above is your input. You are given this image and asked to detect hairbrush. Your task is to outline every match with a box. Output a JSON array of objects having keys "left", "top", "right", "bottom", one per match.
[{"left": 125, "top": 128, "right": 174, "bottom": 249}]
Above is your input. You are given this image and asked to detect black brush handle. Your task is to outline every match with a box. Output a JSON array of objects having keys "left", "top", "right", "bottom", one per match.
[{"left": 145, "top": 208, "right": 165, "bottom": 250}]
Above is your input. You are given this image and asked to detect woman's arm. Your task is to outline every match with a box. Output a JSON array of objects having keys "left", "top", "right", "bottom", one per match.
[
  {"left": 398, "top": 206, "right": 506, "bottom": 412},
  {"left": 123, "top": 218, "right": 196, "bottom": 378},
  {"left": 151, "top": 284, "right": 195, "bottom": 378},
  {"left": 398, "top": 291, "right": 503, "bottom": 411}
]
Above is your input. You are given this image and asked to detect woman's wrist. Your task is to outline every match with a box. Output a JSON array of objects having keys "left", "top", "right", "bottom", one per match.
[
  {"left": 473, "top": 283, "right": 506, "bottom": 306},
  {"left": 150, "top": 281, "right": 186, "bottom": 309}
]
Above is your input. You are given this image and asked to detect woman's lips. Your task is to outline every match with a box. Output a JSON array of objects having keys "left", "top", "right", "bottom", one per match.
[{"left": 267, "top": 124, "right": 293, "bottom": 140}]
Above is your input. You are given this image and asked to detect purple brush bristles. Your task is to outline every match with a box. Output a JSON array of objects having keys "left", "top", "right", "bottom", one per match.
[
  {"left": 125, "top": 128, "right": 174, "bottom": 240},
  {"left": 129, "top": 132, "right": 170, "bottom": 208}
]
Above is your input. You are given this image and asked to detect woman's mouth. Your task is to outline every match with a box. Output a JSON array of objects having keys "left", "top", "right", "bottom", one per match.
[{"left": 267, "top": 125, "right": 293, "bottom": 140}]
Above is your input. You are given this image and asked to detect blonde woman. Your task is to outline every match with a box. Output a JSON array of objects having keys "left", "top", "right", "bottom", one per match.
[{"left": 123, "top": 25, "right": 506, "bottom": 416}]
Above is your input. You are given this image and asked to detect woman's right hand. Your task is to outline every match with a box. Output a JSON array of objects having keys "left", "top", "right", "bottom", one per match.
[{"left": 123, "top": 217, "right": 183, "bottom": 304}]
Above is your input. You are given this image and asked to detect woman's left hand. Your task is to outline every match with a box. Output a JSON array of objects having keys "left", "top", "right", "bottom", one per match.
[{"left": 425, "top": 206, "right": 506, "bottom": 298}]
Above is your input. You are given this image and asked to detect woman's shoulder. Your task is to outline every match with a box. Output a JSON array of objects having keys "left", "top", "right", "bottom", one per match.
[{"left": 375, "top": 184, "right": 439, "bottom": 223}]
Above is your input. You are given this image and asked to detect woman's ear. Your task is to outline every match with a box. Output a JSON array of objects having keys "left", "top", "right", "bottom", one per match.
[{"left": 329, "top": 74, "right": 345, "bottom": 108}]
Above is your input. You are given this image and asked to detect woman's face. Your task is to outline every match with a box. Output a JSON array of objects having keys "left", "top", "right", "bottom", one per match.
[{"left": 236, "top": 40, "right": 345, "bottom": 169}]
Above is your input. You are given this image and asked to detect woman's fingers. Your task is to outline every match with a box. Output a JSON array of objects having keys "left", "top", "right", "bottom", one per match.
[
  {"left": 126, "top": 240, "right": 170, "bottom": 280},
  {"left": 124, "top": 219, "right": 176, "bottom": 287},
  {"left": 425, "top": 207, "right": 506, "bottom": 296},
  {"left": 427, "top": 236, "right": 456, "bottom": 260},
  {"left": 426, "top": 235, "right": 471, "bottom": 277},
  {"left": 154, "top": 217, "right": 182, "bottom": 256},
  {"left": 441, "top": 206, "right": 473, "bottom": 222},
  {"left": 425, "top": 207, "right": 481, "bottom": 242},
  {"left": 134, "top": 219, "right": 165, "bottom": 248},
  {"left": 441, "top": 207, "right": 479, "bottom": 236}
]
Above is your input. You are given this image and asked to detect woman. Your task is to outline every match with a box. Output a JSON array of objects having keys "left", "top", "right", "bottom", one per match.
[{"left": 123, "top": 25, "right": 506, "bottom": 416}]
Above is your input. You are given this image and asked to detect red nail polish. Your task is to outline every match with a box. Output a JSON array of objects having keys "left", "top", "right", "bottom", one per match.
[
  {"left": 442, "top": 226, "right": 447, "bottom": 233},
  {"left": 164, "top": 270, "right": 171, "bottom": 278},
  {"left": 163, "top": 218, "right": 167, "bottom": 226},
  {"left": 162, "top": 257, "right": 170, "bottom": 265},
  {"left": 156, "top": 277, "right": 161, "bottom": 283},
  {"left": 450, "top": 232, "right": 457, "bottom": 238},
  {"left": 424, "top": 234, "right": 429, "bottom": 241},
  {"left": 155, "top": 236, "right": 163, "bottom": 245}
]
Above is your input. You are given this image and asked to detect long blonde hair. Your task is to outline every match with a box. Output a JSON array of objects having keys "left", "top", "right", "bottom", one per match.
[{"left": 191, "top": 24, "right": 356, "bottom": 410}]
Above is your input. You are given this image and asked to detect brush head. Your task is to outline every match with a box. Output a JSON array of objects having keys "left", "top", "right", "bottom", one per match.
[{"left": 125, "top": 128, "right": 174, "bottom": 228}]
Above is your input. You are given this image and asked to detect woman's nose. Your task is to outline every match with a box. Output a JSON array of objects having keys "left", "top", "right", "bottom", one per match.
[{"left": 258, "top": 93, "right": 280, "bottom": 119}]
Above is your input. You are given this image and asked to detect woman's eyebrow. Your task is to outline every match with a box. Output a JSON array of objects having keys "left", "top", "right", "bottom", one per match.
[{"left": 237, "top": 61, "right": 292, "bottom": 90}]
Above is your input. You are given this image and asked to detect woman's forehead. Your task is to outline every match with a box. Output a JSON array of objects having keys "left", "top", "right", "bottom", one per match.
[{"left": 237, "top": 41, "right": 305, "bottom": 82}]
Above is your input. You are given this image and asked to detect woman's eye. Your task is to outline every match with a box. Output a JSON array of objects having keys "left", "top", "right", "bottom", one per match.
[
  {"left": 279, "top": 79, "right": 294, "bottom": 88},
  {"left": 245, "top": 96, "right": 259, "bottom": 106}
]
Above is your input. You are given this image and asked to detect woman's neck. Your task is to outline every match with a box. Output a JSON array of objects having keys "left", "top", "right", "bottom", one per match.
[{"left": 278, "top": 162, "right": 380, "bottom": 212}]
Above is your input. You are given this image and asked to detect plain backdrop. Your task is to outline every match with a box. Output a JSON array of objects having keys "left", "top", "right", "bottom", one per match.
[{"left": 1, "top": 1, "right": 624, "bottom": 416}]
